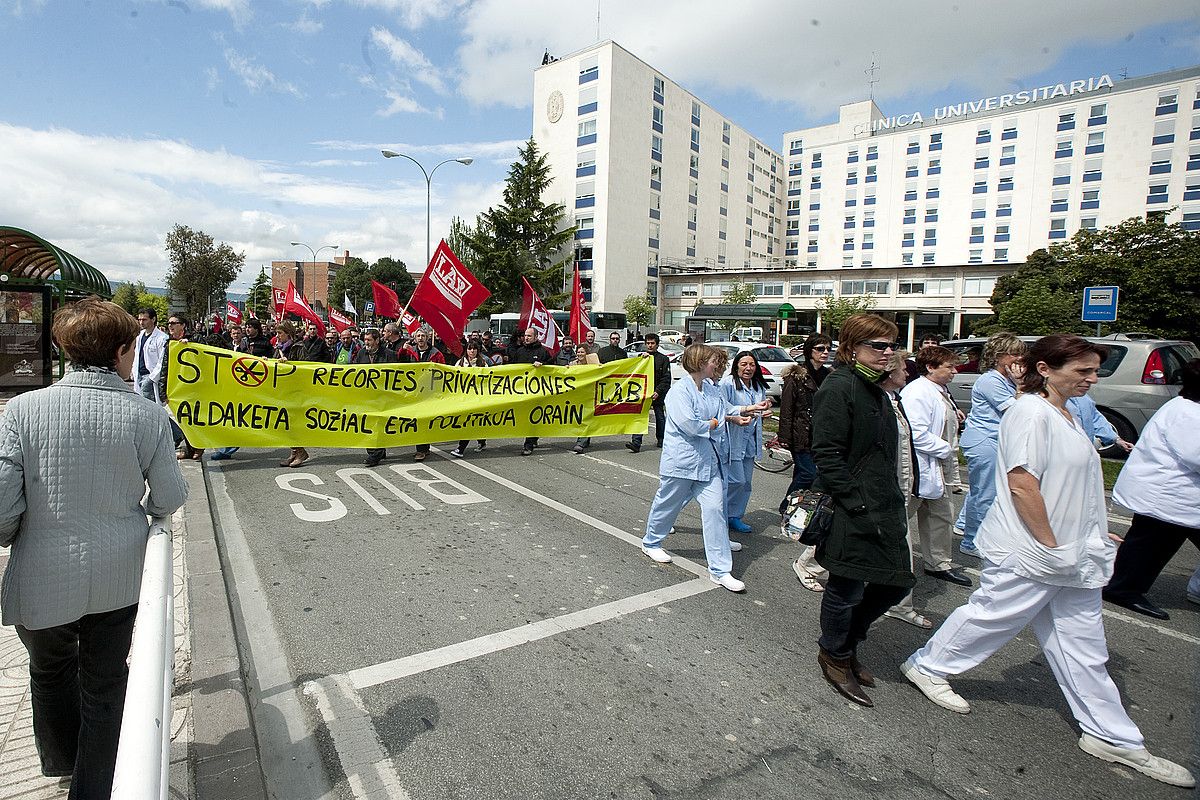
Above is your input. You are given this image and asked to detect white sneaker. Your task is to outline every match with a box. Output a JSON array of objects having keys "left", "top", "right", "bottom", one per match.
[
  {"left": 901, "top": 657, "right": 970, "bottom": 714},
  {"left": 729, "top": 540, "right": 743, "bottom": 552},
  {"left": 641, "top": 546, "right": 672, "bottom": 564},
  {"left": 1079, "top": 733, "right": 1196, "bottom": 787},
  {"left": 711, "top": 573, "right": 746, "bottom": 592}
]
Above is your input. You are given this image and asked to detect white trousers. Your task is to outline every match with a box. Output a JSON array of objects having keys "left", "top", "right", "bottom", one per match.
[{"left": 910, "top": 557, "right": 1145, "bottom": 749}]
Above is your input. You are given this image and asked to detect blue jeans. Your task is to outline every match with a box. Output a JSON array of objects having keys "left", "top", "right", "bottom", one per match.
[
  {"left": 779, "top": 450, "right": 818, "bottom": 514},
  {"left": 960, "top": 439, "right": 999, "bottom": 548},
  {"left": 643, "top": 474, "right": 733, "bottom": 578}
]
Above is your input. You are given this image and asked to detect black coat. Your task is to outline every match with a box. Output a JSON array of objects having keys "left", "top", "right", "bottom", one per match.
[
  {"left": 244, "top": 334, "right": 274, "bottom": 358},
  {"left": 811, "top": 365, "right": 913, "bottom": 588},
  {"left": 296, "top": 336, "right": 332, "bottom": 363},
  {"left": 353, "top": 347, "right": 397, "bottom": 365},
  {"left": 597, "top": 344, "right": 627, "bottom": 364},
  {"left": 513, "top": 341, "right": 553, "bottom": 364},
  {"left": 645, "top": 350, "right": 671, "bottom": 401}
]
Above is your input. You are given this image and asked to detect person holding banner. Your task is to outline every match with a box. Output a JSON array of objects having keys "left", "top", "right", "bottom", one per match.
[
  {"left": 641, "top": 345, "right": 770, "bottom": 592},
  {"left": 514, "top": 327, "right": 554, "bottom": 456},
  {"left": 244, "top": 318, "right": 273, "bottom": 357},
  {"left": 449, "top": 341, "right": 491, "bottom": 458},
  {"left": 274, "top": 322, "right": 313, "bottom": 469},
  {"left": 354, "top": 329, "right": 398, "bottom": 468},
  {"left": 570, "top": 343, "right": 600, "bottom": 454},
  {"left": 407, "top": 330, "right": 445, "bottom": 462}
]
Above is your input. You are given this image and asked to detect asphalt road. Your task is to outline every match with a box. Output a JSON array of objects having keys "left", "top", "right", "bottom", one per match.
[{"left": 205, "top": 436, "right": 1199, "bottom": 800}]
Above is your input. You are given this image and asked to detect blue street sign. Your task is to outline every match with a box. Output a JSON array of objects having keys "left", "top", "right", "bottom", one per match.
[
  {"left": 364, "top": 301, "right": 375, "bottom": 313},
  {"left": 1082, "top": 286, "right": 1119, "bottom": 322}
]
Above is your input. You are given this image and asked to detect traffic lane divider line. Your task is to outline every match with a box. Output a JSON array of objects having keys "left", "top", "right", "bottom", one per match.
[
  {"left": 303, "top": 674, "right": 411, "bottom": 800},
  {"left": 577, "top": 452, "right": 661, "bottom": 481},
  {"left": 958, "top": 566, "right": 1200, "bottom": 646},
  {"left": 429, "top": 446, "right": 712, "bottom": 580},
  {"left": 343, "top": 578, "right": 716, "bottom": 691}
]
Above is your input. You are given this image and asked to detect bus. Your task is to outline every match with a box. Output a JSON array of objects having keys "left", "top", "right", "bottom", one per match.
[{"left": 489, "top": 310, "right": 628, "bottom": 344}]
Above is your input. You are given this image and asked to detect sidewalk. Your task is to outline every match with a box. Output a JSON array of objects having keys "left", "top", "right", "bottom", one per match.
[{"left": 0, "top": 510, "right": 193, "bottom": 800}]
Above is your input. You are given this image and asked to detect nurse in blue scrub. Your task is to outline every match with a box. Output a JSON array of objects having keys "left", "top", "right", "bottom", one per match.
[{"left": 641, "top": 344, "right": 770, "bottom": 592}]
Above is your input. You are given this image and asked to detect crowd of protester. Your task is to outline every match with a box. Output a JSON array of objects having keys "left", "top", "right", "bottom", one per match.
[{"left": 10, "top": 301, "right": 1198, "bottom": 793}]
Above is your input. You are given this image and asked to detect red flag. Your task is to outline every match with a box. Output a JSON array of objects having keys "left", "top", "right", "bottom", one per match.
[
  {"left": 283, "top": 281, "right": 326, "bottom": 336},
  {"left": 400, "top": 309, "right": 422, "bottom": 334},
  {"left": 371, "top": 280, "right": 402, "bottom": 319},
  {"left": 518, "top": 276, "right": 559, "bottom": 356},
  {"left": 248, "top": 308, "right": 257, "bottom": 319},
  {"left": 568, "top": 267, "right": 592, "bottom": 343},
  {"left": 328, "top": 307, "right": 353, "bottom": 333},
  {"left": 407, "top": 240, "right": 491, "bottom": 358},
  {"left": 225, "top": 301, "right": 243, "bottom": 325},
  {"left": 272, "top": 287, "right": 286, "bottom": 319}
]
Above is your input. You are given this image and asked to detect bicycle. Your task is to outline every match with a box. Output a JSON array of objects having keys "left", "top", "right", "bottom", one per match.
[{"left": 755, "top": 415, "right": 794, "bottom": 473}]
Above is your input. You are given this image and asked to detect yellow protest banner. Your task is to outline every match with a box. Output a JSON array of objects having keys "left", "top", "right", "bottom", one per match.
[{"left": 166, "top": 342, "right": 654, "bottom": 448}]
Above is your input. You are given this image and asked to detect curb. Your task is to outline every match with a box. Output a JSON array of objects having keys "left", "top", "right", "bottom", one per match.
[{"left": 182, "top": 462, "right": 269, "bottom": 800}]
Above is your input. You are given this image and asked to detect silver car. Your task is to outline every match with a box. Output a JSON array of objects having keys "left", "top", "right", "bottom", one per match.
[
  {"left": 940, "top": 334, "right": 1199, "bottom": 458},
  {"left": 708, "top": 343, "right": 795, "bottom": 399}
]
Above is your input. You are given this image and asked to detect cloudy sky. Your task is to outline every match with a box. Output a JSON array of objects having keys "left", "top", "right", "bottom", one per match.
[{"left": 2, "top": 0, "right": 1198, "bottom": 292}]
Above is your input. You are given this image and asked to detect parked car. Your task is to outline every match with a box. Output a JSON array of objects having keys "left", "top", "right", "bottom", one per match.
[
  {"left": 628, "top": 339, "right": 687, "bottom": 386},
  {"left": 940, "top": 334, "right": 1199, "bottom": 458},
  {"left": 707, "top": 342, "right": 796, "bottom": 399},
  {"left": 655, "top": 329, "right": 684, "bottom": 343}
]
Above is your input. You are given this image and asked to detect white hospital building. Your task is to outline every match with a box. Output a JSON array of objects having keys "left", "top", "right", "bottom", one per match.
[{"left": 532, "top": 42, "right": 1200, "bottom": 341}]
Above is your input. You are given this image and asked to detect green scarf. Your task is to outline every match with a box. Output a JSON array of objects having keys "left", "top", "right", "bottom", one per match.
[{"left": 853, "top": 361, "right": 885, "bottom": 383}]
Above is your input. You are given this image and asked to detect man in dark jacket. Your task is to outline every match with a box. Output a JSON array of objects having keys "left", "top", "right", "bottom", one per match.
[
  {"left": 296, "top": 322, "right": 332, "bottom": 362},
  {"left": 381, "top": 323, "right": 405, "bottom": 357},
  {"left": 355, "top": 329, "right": 398, "bottom": 467},
  {"left": 406, "top": 330, "right": 443, "bottom": 461},
  {"left": 597, "top": 332, "right": 627, "bottom": 363},
  {"left": 243, "top": 319, "right": 274, "bottom": 357},
  {"left": 513, "top": 327, "right": 553, "bottom": 455},
  {"left": 628, "top": 333, "right": 671, "bottom": 452}
]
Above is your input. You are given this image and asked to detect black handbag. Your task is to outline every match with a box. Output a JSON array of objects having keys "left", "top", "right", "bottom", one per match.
[{"left": 781, "top": 489, "right": 835, "bottom": 546}]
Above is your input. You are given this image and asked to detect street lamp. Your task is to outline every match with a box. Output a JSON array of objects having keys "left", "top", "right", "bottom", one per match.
[
  {"left": 289, "top": 241, "right": 338, "bottom": 307},
  {"left": 380, "top": 151, "right": 473, "bottom": 269}
]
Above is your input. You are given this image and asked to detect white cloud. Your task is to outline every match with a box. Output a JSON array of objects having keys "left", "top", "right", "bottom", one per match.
[
  {"left": 283, "top": 12, "right": 323, "bottom": 35},
  {"left": 456, "top": 0, "right": 1199, "bottom": 112},
  {"left": 370, "top": 25, "right": 447, "bottom": 93},
  {"left": 193, "top": 0, "right": 252, "bottom": 26},
  {"left": 0, "top": 124, "right": 497, "bottom": 288},
  {"left": 224, "top": 49, "right": 304, "bottom": 98},
  {"left": 313, "top": 137, "right": 525, "bottom": 163},
  {"left": 348, "top": 0, "right": 468, "bottom": 29}
]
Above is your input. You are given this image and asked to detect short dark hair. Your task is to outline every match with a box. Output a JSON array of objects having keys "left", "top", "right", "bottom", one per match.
[
  {"left": 137, "top": 307, "right": 158, "bottom": 320},
  {"left": 644, "top": 333, "right": 659, "bottom": 344},
  {"left": 803, "top": 333, "right": 833, "bottom": 365},
  {"left": 246, "top": 318, "right": 263, "bottom": 333},
  {"left": 1178, "top": 358, "right": 1200, "bottom": 402},
  {"left": 920, "top": 333, "right": 942, "bottom": 345},
  {"left": 1019, "top": 334, "right": 1109, "bottom": 395},
  {"left": 916, "top": 345, "right": 957, "bottom": 373},
  {"left": 54, "top": 297, "right": 139, "bottom": 368}
]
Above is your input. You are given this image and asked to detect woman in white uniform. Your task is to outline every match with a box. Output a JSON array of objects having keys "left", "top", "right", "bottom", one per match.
[
  {"left": 641, "top": 344, "right": 769, "bottom": 592},
  {"left": 902, "top": 334, "right": 1194, "bottom": 788},
  {"left": 720, "top": 352, "right": 772, "bottom": 534}
]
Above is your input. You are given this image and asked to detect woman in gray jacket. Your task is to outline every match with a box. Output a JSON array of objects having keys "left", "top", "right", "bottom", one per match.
[{"left": 0, "top": 298, "right": 188, "bottom": 799}]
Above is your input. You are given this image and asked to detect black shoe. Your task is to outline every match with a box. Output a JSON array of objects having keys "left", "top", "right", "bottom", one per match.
[
  {"left": 626, "top": 442, "right": 641, "bottom": 453},
  {"left": 364, "top": 454, "right": 384, "bottom": 467},
  {"left": 1103, "top": 592, "right": 1170, "bottom": 621},
  {"left": 655, "top": 441, "right": 663, "bottom": 448},
  {"left": 449, "top": 448, "right": 465, "bottom": 459},
  {"left": 924, "top": 567, "right": 973, "bottom": 587}
]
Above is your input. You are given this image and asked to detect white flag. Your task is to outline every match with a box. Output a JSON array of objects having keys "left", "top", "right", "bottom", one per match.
[{"left": 344, "top": 292, "right": 356, "bottom": 315}]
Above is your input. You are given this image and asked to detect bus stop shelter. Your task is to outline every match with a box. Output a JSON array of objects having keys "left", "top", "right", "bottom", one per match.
[
  {"left": 0, "top": 226, "right": 112, "bottom": 389},
  {"left": 685, "top": 302, "right": 796, "bottom": 343}
]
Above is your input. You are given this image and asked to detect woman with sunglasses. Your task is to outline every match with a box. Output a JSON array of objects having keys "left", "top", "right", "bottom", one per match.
[
  {"left": 777, "top": 333, "right": 833, "bottom": 591},
  {"left": 810, "top": 314, "right": 912, "bottom": 707}
]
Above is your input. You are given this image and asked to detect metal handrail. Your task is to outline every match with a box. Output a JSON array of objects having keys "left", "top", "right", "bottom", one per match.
[{"left": 111, "top": 516, "right": 175, "bottom": 799}]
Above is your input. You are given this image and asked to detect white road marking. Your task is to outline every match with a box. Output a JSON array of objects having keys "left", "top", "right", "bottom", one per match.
[
  {"left": 430, "top": 446, "right": 711, "bottom": 580},
  {"left": 959, "top": 567, "right": 1200, "bottom": 646},
  {"left": 577, "top": 452, "right": 661, "bottom": 481},
  {"left": 344, "top": 578, "right": 716, "bottom": 691},
  {"left": 304, "top": 675, "right": 410, "bottom": 800}
]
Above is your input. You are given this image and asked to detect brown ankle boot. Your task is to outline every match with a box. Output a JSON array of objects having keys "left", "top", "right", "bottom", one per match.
[
  {"left": 280, "top": 449, "right": 298, "bottom": 467},
  {"left": 850, "top": 654, "right": 876, "bottom": 688},
  {"left": 818, "top": 647, "right": 872, "bottom": 707},
  {"left": 288, "top": 448, "right": 309, "bottom": 468}
]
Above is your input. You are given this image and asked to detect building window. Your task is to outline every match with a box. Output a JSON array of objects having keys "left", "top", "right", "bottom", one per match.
[
  {"left": 923, "top": 228, "right": 937, "bottom": 246},
  {"left": 1058, "top": 111, "right": 1075, "bottom": 131},
  {"left": 973, "top": 178, "right": 988, "bottom": 195},
  {"left": 1089, "top": 103, "right": 1107, "bottom": 125},
  {"left": 1086, "top": 130, "right": 1105, "bottom": 154},
  {"left": 841, "top": 279, "right": 890, "bottom": 295},
  {"left": 994, "top": 248, "right": 1008, "bottom": 262},
  {"left": 902, "top": 252, "right": 913, "bottom": 265},
  {"left": 866, "top": 145, "right": 878, "bottom": 160},
  {"left": 976, "top": 127, "right": 991, "bottom": 144},
  {"left": 1055, "top": 139, "right": 1072, "bottom": 158},
  {"left": 964, "top": 277, "right": 998, "bottom": 295},
  {"left": 1083, "top": 160, "right": 1103, "bottom": 183},
  {"left": 863, "top": 210, "right": 875, "bottom": 227},
  {"left": 907, "top": 136, "right": 919, "bottom": 154},
  {"left": 970, "top": 224, "right": 984, "bottom": 244},
  {"left": 901, "top": 231, "right": 914, "bottom": 247},
  {"left": 995, "top": 224, "right": 1010, "bottom": 242},
  {"left": 926, "top": 180, "right": 940, "bottom": 199},
  {"left": 922, "top": 252, "right": 936, "bottom": 265},
  {"left": 972, "top": 198, "right": 986, "bottom": 219},
  {"left": 846, "top": 170, "right": 858, "bottom": 186},
  {"left": 578, "top": 56, "right": 598, "bottom": 84},
  {"left": 1081, "top": 188, "right": 1101, "bottom": 209},
  {"left": 906, "top": 160, "right": 918, "bottom": 178},
  {"left": 903, "top": 207, "right": 916, "bottom": 225},
  {"left": 1185, "top": 174, "right": 1200, "bottom": 200},
  {"left": 1150, "top": 151, "right": 1172, "bottom": 176},
  {"left": 975, "top": 151, "right": 989, "bottom": 170},
  {"left": 1049, "top": 218, "right": 1067, "bottom": 239},
  {"left": 812, "top": 152, "right": 823, "bottom": 169},
  {"left": 998, "top": 174, "right": 1014, "bottom": 192},
  {"left": 578, "top": 119, "right": 597, "bottom": 137},
  {"left": 691, "top": 100, "right": 701, "bottom": 126},
  {"left": 652, "top": 105, "right": 664, "bottom": 130},
  {"left": 1050, "top": 190, "right": 1068, "bottom": 213},
  {"left": 925, "top": 207, "right": 939, "bottom": 223},
  {"left": 1001, "top": 120, "right": 1017, "bottom": 140},
  {"left": 928, "top": 158, "right": 941, "bottom": 175},
  {"left": 1157, "top": 90, "right": 1179, "bottom": 115},
  {"left": 789, "top": 137, "right": 803, "bottom": 154},
  {"left": 1080, "top": 217, "right": 1098, "bottom": 231},
  {"left": 1147, "top": 183, "right": 1169, "bottom": 203},
  {"left": 929, "top": 132, "right": 942, "bottom": 151},
  {"left": 844, "top": 214, "right": 856, "bottom": 229},
  {"left": 690, "top": 127, "right": 701, "bottom": 152},
  {"left": 999, "top": 144, "right": 1016, "bottom": 166},
  {"left": 997, "top": 199, "right": 1013, "bottom": 217},
  {"left": 968, "top": 249, "right": 983, "bottom": 264},
  {"left": 847, "top": 147, "right": 859, "bottom": 163},
  {"left": 653, "top": 75, "right": 665, "bottom": 100}
]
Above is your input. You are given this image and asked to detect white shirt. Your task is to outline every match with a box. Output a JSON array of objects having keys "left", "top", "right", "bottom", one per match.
[
  {"left": 898, "top": 376, "right": 954, "bottom": 499},
  {"left": 1113, "top": 396, "right": 1200, "bottom": 528},
  {"left": 975, "top": 394, "right": 1115, "bottom": 589},
  {"left": 133, "top": 327, "right": 169, "bottom": 384}
]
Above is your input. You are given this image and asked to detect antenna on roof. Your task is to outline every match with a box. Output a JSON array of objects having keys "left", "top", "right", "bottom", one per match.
[
  {"left": 866, "top": 54, "right": 880, "bottom": 100},
  {"left": 1118, "top": 66, "right": 1128, "bottom": 80}
]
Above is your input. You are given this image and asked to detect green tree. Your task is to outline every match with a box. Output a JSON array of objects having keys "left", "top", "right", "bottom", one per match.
[
  {"left": 980, "top": 215, "right": 1200, "bottom": 340},
  {"left": 816, "top": 294, "right": 878, "bottom": 336},
  {"left": 246, "top": 269, "right": 272, "bottom": 318},
  {"left": 329, "top": 256, "right": 371, "bottom": 315},
  {"left": 467, "top": 138, "right": 576, "bottom": 313},
  {"left": 110, "top": 281, "right": 145, "bottom": 314},
  {"left": 370, "top": 256, "right": 414, "bottom": 300},
  {"left": 164, "top": 224, "right": 244, "bottom": 322},
  {"left": 135, "top": 292, "right": 169, "bottom": 324},
  {"left": 445, "top": 215, "right": 477, "bottom": 272},
  {"left": 623, "top": 294, "right": 655, "bottom": 331}
]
